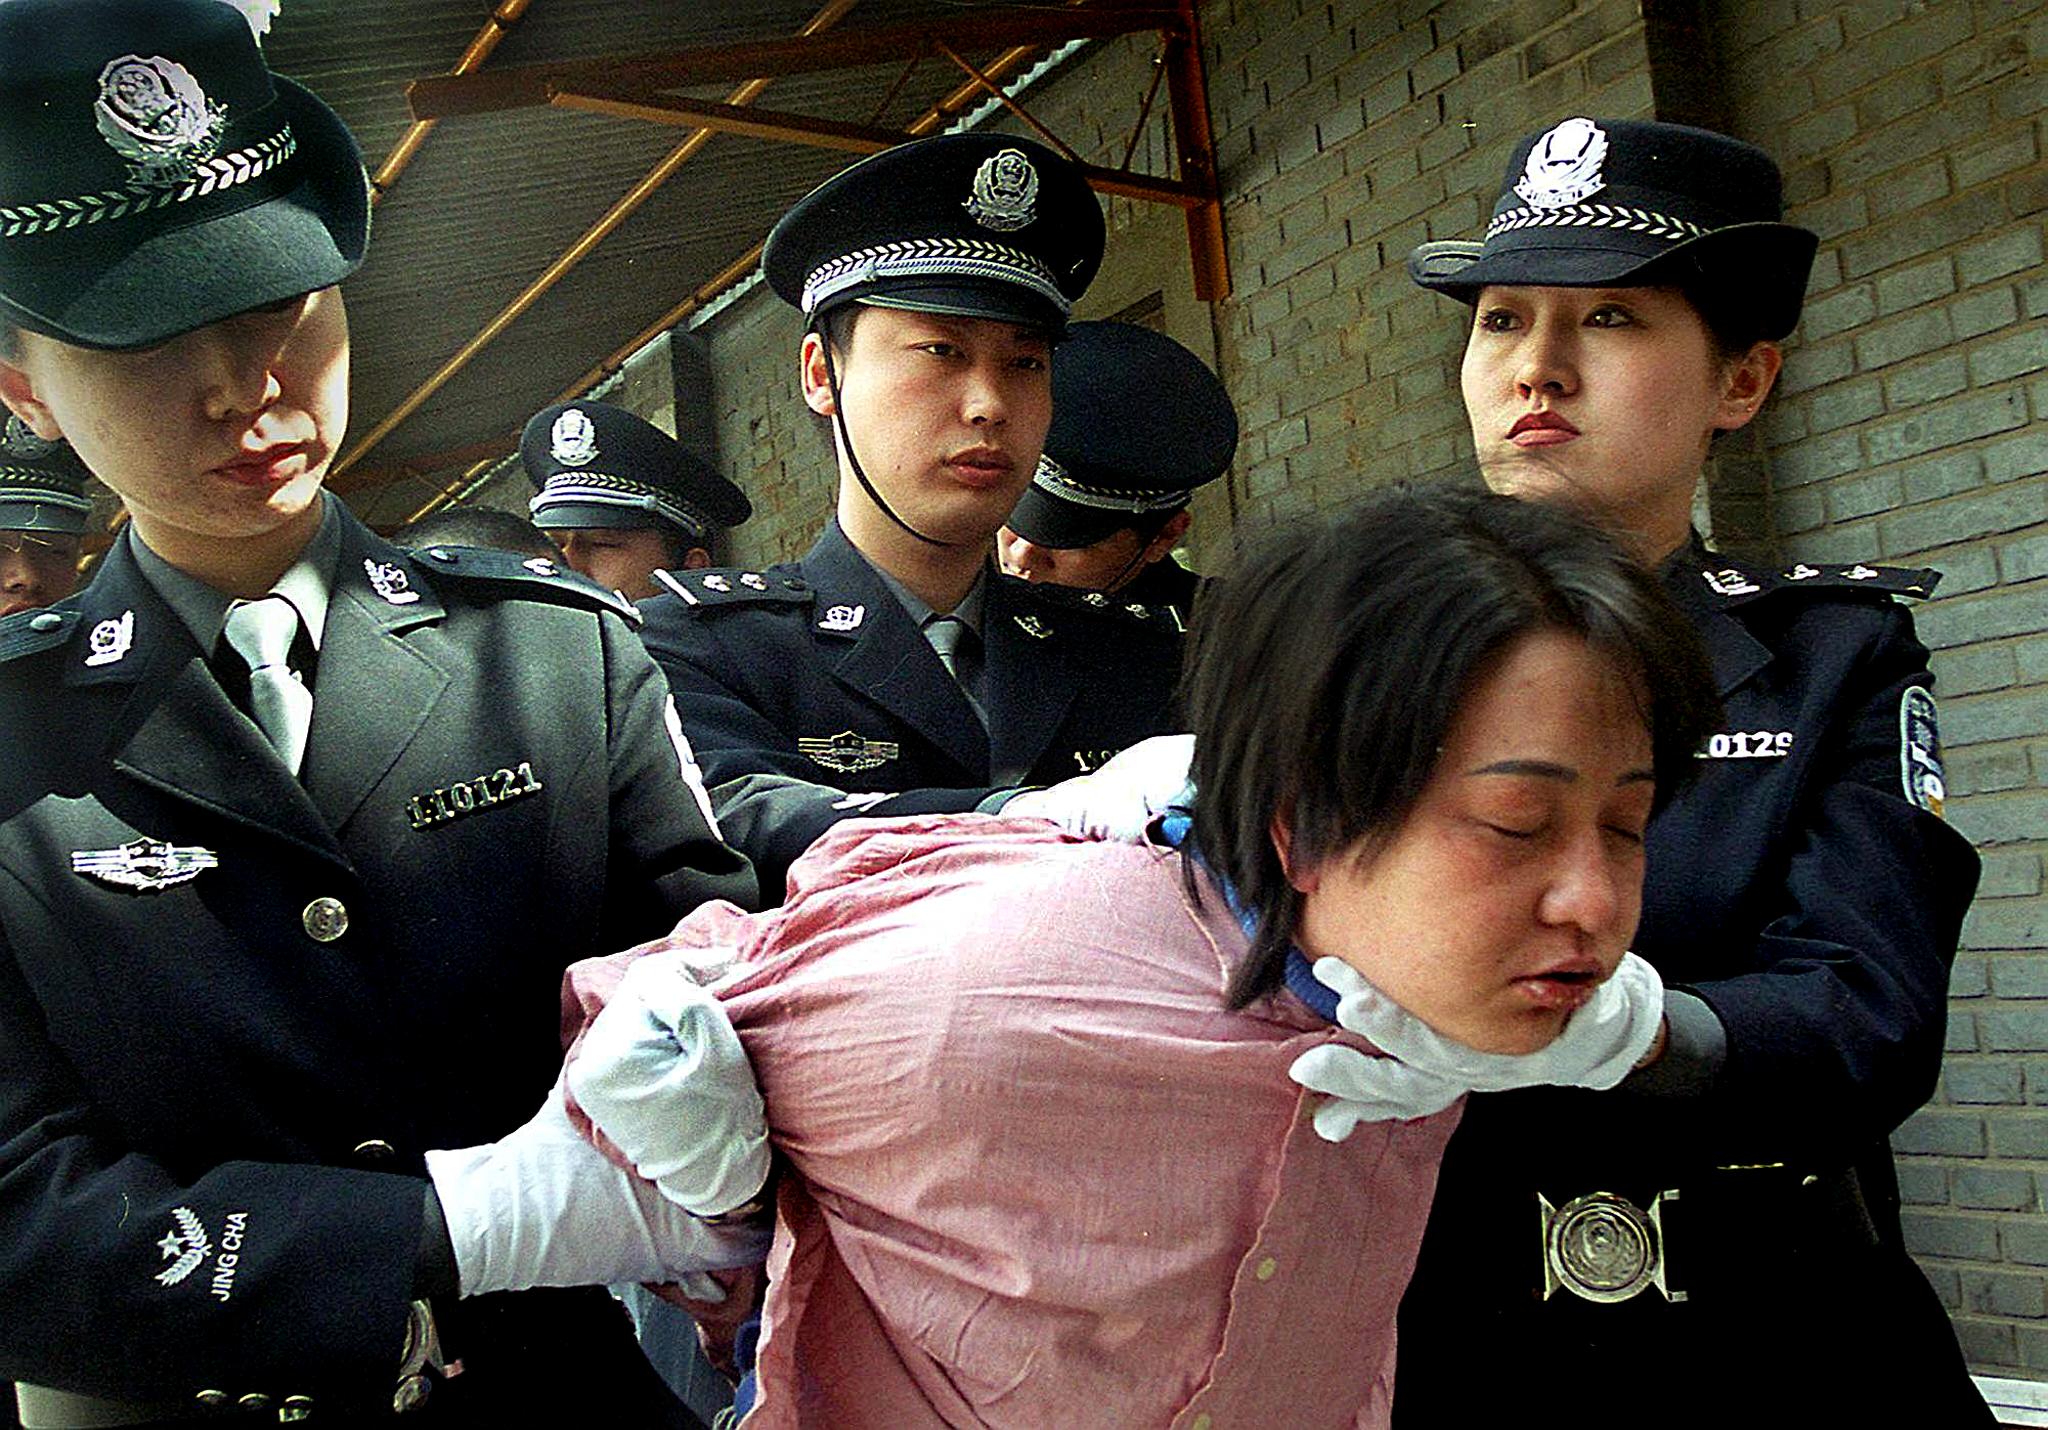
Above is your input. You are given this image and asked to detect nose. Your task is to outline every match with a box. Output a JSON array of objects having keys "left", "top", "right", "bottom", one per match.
[
  {"left": 997, "top": 530, "right": 1049, "bottom": 579},
  {"left": 0, "top": 548, "right": 29, "bottom": 592},
  {"left": 1514, "top": 322, "right": 1578, "bottom": 400},
  {"left": 961, "top": 357, "right": 1009, "bottom": 428},
  {"left": 200, "top": 313, "right": 289, "bottom": 422},
  {"left": 1537, "top": 831, "right": 1628, "bottom": 939}
]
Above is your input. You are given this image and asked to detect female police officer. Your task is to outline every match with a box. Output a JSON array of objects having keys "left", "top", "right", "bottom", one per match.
[
  {"left": 1394, "top": 117, "right": 1988, "bottom": 1426},
  {"left": 0, "top": 2, "right": 759, "bottom": 1423}
]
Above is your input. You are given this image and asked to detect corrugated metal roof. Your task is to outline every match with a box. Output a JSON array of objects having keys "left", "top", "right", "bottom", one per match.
[{"left": 255, "top": 0, "right": 1086, "bottom": 521}]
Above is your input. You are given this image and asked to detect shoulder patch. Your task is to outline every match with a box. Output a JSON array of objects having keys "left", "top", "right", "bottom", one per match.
[
  {"left": 1694, "top": 557, "right": 1940, "bottom": 608},
  {"left": 651, "top": 566, "right": 812, "bottom": 612},
  {"left": 410, "top": 545, "right": 642, "bottom": 623},
  {"left": 0, "top": 606, "right": 80, "bottom": 663},
  {"left": 1022, "top": 581, "right": 1187, "bottom": 634}
]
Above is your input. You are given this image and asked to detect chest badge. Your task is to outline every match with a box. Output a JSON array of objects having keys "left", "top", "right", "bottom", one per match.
[
  {"left": 407, "top": 762, "right": 544, "bottom": 831},
  {"left": 364, "top": 558, "right": 421, "bottom": 606},
  {"left": 799, "top": 730, "right": 901, "bottom": 774},
  {"left": 818, "top": 603, "right": 866, "bottom": 634},
  {"left": 83, "top": 610, "right": 134, "bottom": 668},
  {"left": 73, "top": 837, "right": 219, "bottom": 892}
]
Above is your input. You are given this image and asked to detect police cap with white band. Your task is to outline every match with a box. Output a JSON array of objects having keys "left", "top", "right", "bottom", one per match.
[
  {"left": 1005, "top": 322, "right": 1239, "bottom": 551},
  {"left": 1408, "top": 117, "right": 1818, "bottom": 341},
  {"left": 0, "top": 417, "right": 94, "bottom": 537},
  {"left": 0, "top": 0, "right": 370, "bottom": 351},
  {"left": 523, "top": 400, "right": 750, "bottom": 548},
  {"left": 762, "top": 133, "right": 1103, "bottom": 332}
]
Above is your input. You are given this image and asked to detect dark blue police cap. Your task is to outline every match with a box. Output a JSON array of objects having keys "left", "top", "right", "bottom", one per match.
[
  {"left": 0, "top": 416, "right": 94, "bottom": 536},
  {"left": 762, "top": 133, "right": 1103, "bottom": 332},
  {"left": 0, "top": 0, "right": 370, "bottom": 351},
  {"left": 1005, "top": 322, "right": 1238, "bottom": 550},
  {"left": 523, "top": 400, "right": 750, "bottom": 547},
  {"left": 1408, "top": 117, "right": 1817, "bottom": 340}
]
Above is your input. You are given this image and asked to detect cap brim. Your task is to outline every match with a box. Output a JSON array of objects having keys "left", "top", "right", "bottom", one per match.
[
  {"left": 834, "top": 280, "right": 1065, "bottom": 333},
  {"left": 530, "top": 501, "right": 667, "bottom": 533},
  {"left": 0, "top": 76, "right": 368, "bottom": 351},
  {"left": 1006, "top": 484, "right": 1156, "bottom": 549},
  {"left": 0, "top": 498, "right": 89, "bottom": 535}
]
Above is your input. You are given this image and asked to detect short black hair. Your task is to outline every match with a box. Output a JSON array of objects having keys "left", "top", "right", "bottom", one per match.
[
  {"left": 1183, "top": 480, "right": 1719, "bottom": 1009},
  {"left": 394, "top": 506, "right": 562, "bottom": 561}
]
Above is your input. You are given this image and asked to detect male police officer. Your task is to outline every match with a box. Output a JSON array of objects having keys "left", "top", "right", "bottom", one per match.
[
  {"left": 524, "top": 399, "right": 751, "bottom": 600},
  {"left": 0, "top": 3, "right": 758, "bottom": 1423},
  {"left": 996, "top": 321, "right": 1237, "bottom": 626},
  {"left": 0, "top": 419, "right": 94, "bottom": 618},
  {"left": 639, "top": 134, "right": 1185, "bottom": 892}
]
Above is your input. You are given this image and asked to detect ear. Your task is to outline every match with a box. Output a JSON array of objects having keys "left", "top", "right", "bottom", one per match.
[
  {"left": 799, "top": 331, "right": 837, "bottom": 418},
  {"left": 1269, "top": 810, "right": 1320, "bottom": 894},
  {"left": 0, "top": 350, "right": 60, "bottom": 440},
  {"left": 1139, "top": 509, "right": 1192, "bottom": 566},
  {"left": 1712, "top": 341, "right": 1782, "bottom": 433}
]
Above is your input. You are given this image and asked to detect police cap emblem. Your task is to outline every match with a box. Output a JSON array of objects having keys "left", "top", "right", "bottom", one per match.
[
  {"left": 95, "top": 55, "right": 228, "bottom": 184},
  {"left": 1514, "top": 117, "right": 1609, "bottom": 209},
  {"left": 2, "top": 415, "right": 57, "bottom": 459},
  {"left": 550, "top": 407, "right": 600, "bottom": 468},
  {"left": 964, "top": 148, "right": 1040, "bottom": 232}
]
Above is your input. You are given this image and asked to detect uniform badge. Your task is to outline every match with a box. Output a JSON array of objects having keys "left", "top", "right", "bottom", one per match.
[
  {"left": 1081, "top": 591, "right": 1109, "bottom": 608},
  {"left": 94, "top": 56, "right": 228, "bottom": 185},
  {"left": 1124, "top": 602, "right": 1150, "bottom": 619},
  {"left": 1514, "top": 117, "right": 1609, "bottom": 209},
  {"left": 154, "top": 1207, "right": 211, "bottom": 1288},
  {"left": 701, "top": 573, "right": 731, "bottom": 593},
  {"left": 1786, "top": 564, "right": 1820, "bottom": 581},
  {"left": 406, "top": 762, "right": 545, "bottom": 831},
  {"left": 550, "top": 407, "right": 599, "bottom": 467},
  {"left": 83, "top": 610, "right": 134, "bottom": 668},
  {"left": 964, "top": 148, "right": 1040, "bottom": 232},
  {"left": 364, "top": 558, "right": 420, "bottom": 605},
  {"left": 72, "top": 837, "right": 219, "bottom": 892},
  {"left": 1846, "top": 564, "right": 1879, "bottom": 581},
  {"left": 2, "top": 414, "right": 56, "bottom": 458},
  {"left": 522, "top": 557, "right": 558, "bottom": 577},
  {"left": 798, "top": 729, "right": 902, "bottom": 774},
  {"left": 1013, "top": 614, "right": 1052, "bottom": 640},
  {"left": 818, "top": 603, "right": 866, "bottom": 633},
  {"left": 1539, "top": 1190, "right": 1685, "bottom": 1305},
  {"left": 1702, "top": 568, "right": 1760, "bottom": 598},
  {"left": 739, "top": 572, "right": 768, "bottom": 591},
  {"left": 1899, "top": 685, "right": 1947, "bottom": 818}
]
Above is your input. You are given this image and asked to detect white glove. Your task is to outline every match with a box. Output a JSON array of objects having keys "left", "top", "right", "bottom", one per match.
[
  {"left": 1004, "top": 733, "right": 1195, "bottom": 842},
  {"left": 425, "top": 1077, "right": 769, "bottom": 1298},
  {"left": 1288, "top": 953, "right": 1666, "bottom": 1139},
  {"left": 565, "top": 950, "right": 771, "bottom": 1219}
]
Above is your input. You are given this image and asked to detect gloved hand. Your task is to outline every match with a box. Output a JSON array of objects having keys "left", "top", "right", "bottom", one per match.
[
  {"left": 1288, "top": 953, "right": 1667, "bottom": 1140},
  {"left": 1004, "top": 733, "right": 1195, "bottom": 842},
  {"left": 566, "top": 949, "right": 771, "bottom": 1219},
  {"left": 425, "top": 1077, "right": 769, "bottom": 1298}
]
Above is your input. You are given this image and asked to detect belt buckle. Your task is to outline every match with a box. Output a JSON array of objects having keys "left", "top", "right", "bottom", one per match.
[{"left": 1538, "top": 1190, "right": 1688, "bottom": 1305}]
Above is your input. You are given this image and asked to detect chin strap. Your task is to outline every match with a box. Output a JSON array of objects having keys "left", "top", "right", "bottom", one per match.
[{"left": 818, "top": 319, "right": 948, "bottom": 549}]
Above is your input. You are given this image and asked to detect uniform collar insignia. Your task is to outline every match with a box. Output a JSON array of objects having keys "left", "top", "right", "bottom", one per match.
[
  {"left": 364, "top": 558, "right": 420, "bottom": 605},
  {"left": 818, "top": 602, "right": 865, "bottom": 633},
  {"left": 1013, "top": 613, "right": 1052, "bottom": 639},
  {"left": 1515, "top": 117, "right": 1608, "bottom": 209},
  {"left": 95, "top": 55, "right": 229, "bottom": 186},
  {"left": 72, "top": 837, "right": 219, "bottom": 892},
  {"left": 83, "top": 610, "right": 134, "bottom": 667},
  {"left": 965, "top": 148, "right": 1040, "bottom": 232},
  {"left": 1701, "top": 568, "right": 1760, "bottom": 598}
]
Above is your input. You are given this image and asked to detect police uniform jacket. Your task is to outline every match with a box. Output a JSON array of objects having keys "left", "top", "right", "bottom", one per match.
[
  {"left": 0, "top": 507, "right": 754, "bottom": 1417},
  {"left": 1395, "top": 545, "right": 1988, "bottom": 1425},
  {"left": 638, "top": 521, "right": 1183, "bottom": 894},
  {"left": 1119, "top": 556, "right": 1205, "bottom": 629}
]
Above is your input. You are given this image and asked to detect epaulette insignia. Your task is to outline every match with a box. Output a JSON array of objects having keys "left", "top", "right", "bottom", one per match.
[
  {"left": 1696, "top": 558, "right": 1940, "bottom": 607},
  {"left": 1024, "top": 582, "right": 1183, "bottom": 633},
  {"left": 0, "top": 606, "right": 80, "bottom": 662},
  {"left": 412, "top": 545, "right": 641, "bottom": 622},
  {"left": 652, "top": 567, "right": 812, "bottom": 612}
]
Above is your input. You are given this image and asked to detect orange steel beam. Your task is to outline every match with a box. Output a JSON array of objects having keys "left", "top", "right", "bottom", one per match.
[
  {"left": 1162, "top": 0, "right": 1228, "bottom": 301},
  {"left": 371, "top": 0, "right": 535, "bottom": 203},
  {"left": 334, "top": 0, "right": 863, "bottom": 480},
  {"left": 931, "top": 41, "right": 1081, "bottom": 164},
  {"left": 405, "top": 7, "right": 1179, "bottom": 119}
]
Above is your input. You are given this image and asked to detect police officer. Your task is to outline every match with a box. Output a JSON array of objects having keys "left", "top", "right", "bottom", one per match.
[
  {"left": 0, "top": 419, "right": 93, "bottom": 618},
  {"left": 0, "top": 3, "right": 758, "bottom": 1423},
  {"left": 1394, "top": 117, "right": 1989, "bottom": 1425},
  {"left": 523, "top": 399, "right": 750, "bottom": 600},
  {"left": 639, "top": 134, "right": 1185, "bottom": 893},
  {"left": 996, "top": 320, "right": 1237, "bottom": 626}
]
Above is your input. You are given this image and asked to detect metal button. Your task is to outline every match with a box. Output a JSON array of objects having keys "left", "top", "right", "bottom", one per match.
[
  {"left": 27, "top": 611, "right": 62, "bottom": 632},
  {"left": 353, "top": 1138, "right": 396, "bottom": 1161},
  {"left": 302, "top": 897, "right": 348, "bottom": 942},
  {"left": 236, "top": 1392, "right": 271, "bottom": 1411},
  {"left": 394, "top": 1373, "right": 432, "bottom": 1414},
  {"left": 280, "top": 1395, "right": 314, "bottom": 1423},
  {"left": 1254, "top": 1255, "right": 1278, "bottom": 1282},
  {"left": 193, "top": 1389, "right": 230, "bottom": 1409}
]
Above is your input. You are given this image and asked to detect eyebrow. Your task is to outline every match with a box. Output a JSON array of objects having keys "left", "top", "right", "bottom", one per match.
[{"left": 1466, "top": 759, "right": 1656, "bottom": 785}]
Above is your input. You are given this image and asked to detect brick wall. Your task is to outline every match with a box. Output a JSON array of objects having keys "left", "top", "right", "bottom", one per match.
[
  {"left": 1712, "top": 0, "right": 2048, "bottom": 1378},
  {"left": 693, "top": 0, "right": 2048, "bottom": 1378}
]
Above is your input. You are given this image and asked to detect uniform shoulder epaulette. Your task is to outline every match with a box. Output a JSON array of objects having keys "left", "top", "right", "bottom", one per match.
[
  {"left": 1689, "top": 556, "right": 1940, "bottom": 608},
  {"left": 1022, "top": 580, "right": 1188, "bottom": 634},
  {"left": 650, "top": 566, "right": 813, "bottom": 613},
  {"left": 407, "top": 545, "right": 642, "bottom": 623},
  {"left": 0, "top": 605, "right": 81, "bottom": 663}
]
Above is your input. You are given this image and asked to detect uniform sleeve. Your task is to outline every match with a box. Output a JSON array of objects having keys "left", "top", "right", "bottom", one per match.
[
  {"left": 0, "top": 916, "right": 423, "bottom": 1401},
  {"left": 1667, "top": 604, "right": 1980, "bottom": 1153},
  {"left": 599, "top": 612, "right": 759, "bottom": 943}
]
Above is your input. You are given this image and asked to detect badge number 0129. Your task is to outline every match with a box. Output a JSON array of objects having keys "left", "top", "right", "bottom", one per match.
[{"left": 407, "top": 762, "right": 543, "bottom": 831}]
